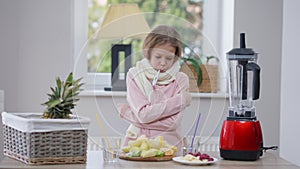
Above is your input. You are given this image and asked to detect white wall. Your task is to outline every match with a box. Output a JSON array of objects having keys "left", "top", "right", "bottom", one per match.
[
  {"left": 0, "top": 1, "right": 19, "bottom": 155},
  {"left": 0, "top": 90, "right": 4, "bottom": 159},
  {"left": 0, "top": 0, "right": 73, "bottom": 112},
  {"left": 202, "top": 0, "right": 222, "bottom": 56},
  {"left": 280, "top": 0, "right": 300, "bottom": 166},
  {"left": 0, "top": 0, "right": 19, "bottom": 110},
  {"left": 234, "top": 0, "right": 282, "bottom": 153}
]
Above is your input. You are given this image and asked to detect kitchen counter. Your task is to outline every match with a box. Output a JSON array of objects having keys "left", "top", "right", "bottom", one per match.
[{"left": 0, "top": 151, "right": 299, "bottom": 169}]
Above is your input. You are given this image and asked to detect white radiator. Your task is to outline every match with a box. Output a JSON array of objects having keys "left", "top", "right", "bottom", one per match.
[
  {"left": 198, "top": 136, "right": 220, "bottom": 152},
  {"left": 87, "top": 136, "right": 220, "bottom": 152}
]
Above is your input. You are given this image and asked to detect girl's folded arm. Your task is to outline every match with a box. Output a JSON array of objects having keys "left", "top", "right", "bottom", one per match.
[{"left": 125, "top": 73, "right": 188, "bottom": 123}]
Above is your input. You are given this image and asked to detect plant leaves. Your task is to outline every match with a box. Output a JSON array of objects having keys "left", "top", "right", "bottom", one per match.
[
  {"left": 42, "top": 72, "right": 84, "bottom": 119},
  {"left": 182, "top": 58, "right": 203, "bottom": 86},
  {"left": 47, "top": 99, "right": 62, "bottom": 108},
  {"left": 56, "top": 77, "right": 62, "bottom": 96},
  {"left": 206, "top": 55, "right": 219, "bottom": 64},
  {"left": 66, "top": 72, "right": 73, "bottom": 84}
]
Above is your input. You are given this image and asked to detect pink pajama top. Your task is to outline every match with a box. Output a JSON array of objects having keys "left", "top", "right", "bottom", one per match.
[{"left": 118, "top": 71, "right": 190, "bottom": 148}]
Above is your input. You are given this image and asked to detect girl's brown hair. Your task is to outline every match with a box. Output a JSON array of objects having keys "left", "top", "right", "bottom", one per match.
[{"left": 142, "top": 25, "right": 182, "bottom": 62}]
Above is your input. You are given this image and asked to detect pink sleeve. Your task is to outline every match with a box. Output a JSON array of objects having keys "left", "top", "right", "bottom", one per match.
[
  {"left": 118, "top": 103, "right": 181, "bottom": 131},
  {"left": 174, "top": 72, "right": 190, "bottom": 93},
  {"left": 163, "top": 72, "right": 190, "bottom": 114},
  {"left": 121, "top": 72, "right": 189, "bottom": 124}
]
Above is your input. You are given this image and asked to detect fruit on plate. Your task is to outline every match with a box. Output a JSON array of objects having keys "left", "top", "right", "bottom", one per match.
[
  {"left": 181, "top": 151, "right": 214, "bottom": 162},
  {"left": 140, "top": 149, "right": 159, "bottom": 158},
  {"left": 121, "top": 135, "right": 177, "bottom": 158}
]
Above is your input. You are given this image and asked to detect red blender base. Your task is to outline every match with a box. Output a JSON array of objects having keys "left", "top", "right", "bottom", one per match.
[{"left": 219, "top": 119, "right": 263, "bottom": 161}]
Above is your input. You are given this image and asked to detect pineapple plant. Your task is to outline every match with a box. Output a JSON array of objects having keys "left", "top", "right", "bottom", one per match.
[{"left": 42, "top": 72, "right": 83, "bottom": 119}]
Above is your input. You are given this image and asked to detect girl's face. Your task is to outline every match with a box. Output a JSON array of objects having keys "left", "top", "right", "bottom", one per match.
[{"left": 149, "top": 44, "right": 176, "bottom": 72}]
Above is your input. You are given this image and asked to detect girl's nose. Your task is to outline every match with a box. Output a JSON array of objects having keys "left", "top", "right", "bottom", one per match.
[{"left": 161, "top": 59, "right": 167, "bottom": 66}]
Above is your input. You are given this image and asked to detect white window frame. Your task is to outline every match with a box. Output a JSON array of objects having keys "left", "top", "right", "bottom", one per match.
[{"left": 72, "top": 0, "right": 234, "bottom": 92}]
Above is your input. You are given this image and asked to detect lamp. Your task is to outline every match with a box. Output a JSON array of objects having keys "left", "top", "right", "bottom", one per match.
[
  {"left": 95, "top": 4, "right": 150, "bottom": 91},
  {"left": 97, "top": 4, "right": 150, "bottom": 39}
]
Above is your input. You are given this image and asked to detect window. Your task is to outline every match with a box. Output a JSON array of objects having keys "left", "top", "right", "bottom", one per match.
[
  {"left": 74, "top": 0, "right": 233, "bottom": 92},
  {"left": 88, "top": 0, "right": 205, "bottom": 72}
]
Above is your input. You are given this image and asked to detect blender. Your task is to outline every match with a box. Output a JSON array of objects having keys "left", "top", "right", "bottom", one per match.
[{"left": 219, "top": 33, "right": 263, "bottom": 161}]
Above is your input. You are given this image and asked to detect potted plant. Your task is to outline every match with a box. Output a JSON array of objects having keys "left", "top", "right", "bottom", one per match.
[
  {"left": 180, "top": 54, "right": 219, "bottom": 93},
  {"left": 2, "top": 72, "right": 90, "bottom": 165}
]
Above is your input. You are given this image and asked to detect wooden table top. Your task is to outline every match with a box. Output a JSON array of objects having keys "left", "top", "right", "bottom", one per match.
[{"left": 0, "top": 151, "right": 299, "bottom": 169}]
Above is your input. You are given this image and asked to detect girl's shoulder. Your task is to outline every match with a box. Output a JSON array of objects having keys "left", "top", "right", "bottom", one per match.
[
  {"left": 176, "top": 71, "right": 189, "bottom": 80},
  {"left": 127, "top": 67, "right": 137, "bottom": 78},
  {"left": 175, "top": 72, "right": 189, "bottom": 88}
]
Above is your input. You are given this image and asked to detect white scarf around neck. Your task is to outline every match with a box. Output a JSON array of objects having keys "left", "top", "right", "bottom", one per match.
[{"left": 129, "top": 58, "right": 180, "bottom": 100}]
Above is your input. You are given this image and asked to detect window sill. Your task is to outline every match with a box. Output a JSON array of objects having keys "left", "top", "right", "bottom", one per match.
[{"left": 80, "top": 90, "right": 228, "bottom": 99}]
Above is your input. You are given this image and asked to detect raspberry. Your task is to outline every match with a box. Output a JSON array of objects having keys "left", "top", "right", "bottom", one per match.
[
  {"left": 208, "top": 157, "right": 214, "bottom": 161},
  {"left": 199, "top": 153, "right": 210, "bottom": 160},
  {"left": 195, "top": 152, "right": 201, "bottom": 157}
]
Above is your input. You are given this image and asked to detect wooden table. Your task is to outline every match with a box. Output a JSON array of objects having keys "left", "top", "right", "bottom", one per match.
[{"left": 0, "top": 151, "right": 299, "bottom": 169}]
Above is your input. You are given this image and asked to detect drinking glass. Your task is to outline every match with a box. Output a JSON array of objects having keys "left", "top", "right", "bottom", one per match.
[
  {"left": 181, "top": 135, "right": 201, "bottom": 156},
  {"left": 101, "top": 137, "right": 122, "bottom": 162}
]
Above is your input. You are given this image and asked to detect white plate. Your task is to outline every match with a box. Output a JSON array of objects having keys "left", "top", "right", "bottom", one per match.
[{"left": 172, "top": 156, "right": 218, "bottom": 165}]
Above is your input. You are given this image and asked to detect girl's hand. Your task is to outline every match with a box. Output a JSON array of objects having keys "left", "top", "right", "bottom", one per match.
[{"left": 117, "top": 103, "right": 131, "bottom": 117}]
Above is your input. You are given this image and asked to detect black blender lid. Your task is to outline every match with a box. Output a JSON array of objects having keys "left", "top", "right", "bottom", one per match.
[{"left": 227, "top": 33, "right": 257, "bottom": 59}]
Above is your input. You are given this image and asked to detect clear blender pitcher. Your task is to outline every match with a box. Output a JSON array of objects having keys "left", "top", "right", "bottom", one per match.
[
  {"left": 220, "top": 33, "right": 264, "bottom": 161},
  {"left": 227, "top": 33, "right": 260, "bottom": 118}
]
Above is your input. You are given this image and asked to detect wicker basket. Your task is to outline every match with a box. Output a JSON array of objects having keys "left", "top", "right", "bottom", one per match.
[
  {"left": 2, "top": 112, "right": 90, "bottom": 165},
  {"left": 180, "top": 63, "right": 219, "bottom": 93}
]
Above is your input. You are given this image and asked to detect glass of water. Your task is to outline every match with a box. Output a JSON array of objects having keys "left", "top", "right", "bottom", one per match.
[
  {"left": 181, "top": 135, "right": 201, "bottom": 156},
  {"left": 101, "top": 137, "right": 122, "bottom": 162}
]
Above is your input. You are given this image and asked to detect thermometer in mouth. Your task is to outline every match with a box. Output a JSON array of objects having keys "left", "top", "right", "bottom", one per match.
[{"left": 152, "top": 69, "right": 160, "bottom": 86}]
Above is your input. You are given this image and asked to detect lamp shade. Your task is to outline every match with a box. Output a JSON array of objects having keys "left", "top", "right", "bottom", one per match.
[{"left": 95, "top": 4, "right": 150, "bottom": 39}]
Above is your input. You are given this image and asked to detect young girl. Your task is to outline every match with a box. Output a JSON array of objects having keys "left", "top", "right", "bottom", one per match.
[{"left": 118, "top": 25, "right": 191, "bottom": 148}]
